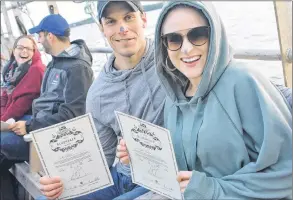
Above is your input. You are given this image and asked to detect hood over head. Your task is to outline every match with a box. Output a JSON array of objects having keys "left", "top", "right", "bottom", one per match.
[
  {"left": 155, "top": 1, "right": 233, "bottom": 105},
  {"left": 31, "top": 47, "right": 42, "bottom": 64}
]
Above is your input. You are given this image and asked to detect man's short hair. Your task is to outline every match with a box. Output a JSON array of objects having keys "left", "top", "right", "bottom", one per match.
[{"left": 44, "top": 28, "right": 70, "bottom": 42}]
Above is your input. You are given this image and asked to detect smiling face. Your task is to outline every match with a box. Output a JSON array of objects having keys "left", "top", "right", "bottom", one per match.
[
  {"left": 13, "top": 37, "right": 35, "bottom": 64},
  {"left": 162, "top": 7, "right": 209, "bottom": 83},
  {"left": 100, "top": 2, "right": 147, "bottom": 58}
]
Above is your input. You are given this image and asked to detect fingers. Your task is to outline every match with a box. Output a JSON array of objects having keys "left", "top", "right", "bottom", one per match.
[
  {"left": 120, "top": 138, "right": 126, "bottom": 146},
  {"left": 117, "top": 139, "right": 129, "bottom": 164},
  {"left": 49, "top": 189, "right": 63, "bottom": 200},
  {"left": 177, "top": 171, "right": 192, "bottom": 182},
  {"left": 8, "top": 123, "right": 16, "bottom": 130},
  {"left": 41, "top": 181, "right": 63, "bottom": 192},
  {"left": 116, "top": 148, "right": 129, "bottom": 164},
  {"left": 117, "top": 139, "right": 128, "bottom": 156},
  {"left": 40, "top": 176, "right": 63, "bottom": 199},
  {"left": 11, "top": 127, "right": 20, "bottom": 133},
  {"left": 120, "top": 156, "right": 130, "bottom": 165},
  {"left": 40, "top": 176, "right": 62, "bottom": 185},
  {"left": 14, "top": 130, "right": 22, "bottom": 135},
  {"left": 179, "top": 180, "right": 189, "bottom": 193},
  {"left": 13, "top": 128, "right": 26, "bottom": 136},
  {"left": 42, "top": 186, "right": 63, "bottom": 199},
  {"left": 116, "top": 151, "right": 128, "bottom": 158},
  {"left": 116, "top": 144, "right": 127, "bottom": 153}
]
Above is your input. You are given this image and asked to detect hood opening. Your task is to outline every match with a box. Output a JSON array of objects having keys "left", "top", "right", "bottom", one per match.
[{"left": 155, "top": 1, "right": 233, "bottom": 105}]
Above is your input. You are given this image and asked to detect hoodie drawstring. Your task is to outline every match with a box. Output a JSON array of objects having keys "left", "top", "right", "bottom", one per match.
[
  {"left": 124, "top": 80, "right": 131, "bottom": 113},
  {"left": 141, "top": 60, "right": 155, "bottom": 111}
]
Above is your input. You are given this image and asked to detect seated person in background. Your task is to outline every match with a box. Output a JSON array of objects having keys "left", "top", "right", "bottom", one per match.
[
  {"left": 1, "top": 35, "right": 45, "bottom": 122},
  {"left": 1, "top": 53, "right": 8, "bottom": 69},
  {"left": 0, "top": 14, "right": 94, "bottom": 172}
]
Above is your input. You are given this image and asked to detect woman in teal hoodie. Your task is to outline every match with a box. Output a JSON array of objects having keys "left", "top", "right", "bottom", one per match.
[{"left": 154, "top": 1, "right": 292, "bottom": 199}]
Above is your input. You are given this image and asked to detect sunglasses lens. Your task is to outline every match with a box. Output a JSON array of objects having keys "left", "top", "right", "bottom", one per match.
[
  {"left": 165, "top": 33, "right": 183, "bottom": 51},
  {"left": 188, "top": 27, "right": 209, "bottom": 46}
]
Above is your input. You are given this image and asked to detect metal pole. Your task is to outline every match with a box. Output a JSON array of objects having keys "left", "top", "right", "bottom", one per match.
[
  {"left": 1, "top": 0, "right": 34, "bottom": 12},
  {"left": 1, "top": 1, "right": 15, "bottom": 54},
  {"left": 274, "top": 1, "right": 292, "bottom": 88},
  {"left": 1, "top": 1, "right": 14, "bottom": 38},
  {"left": 11, "top": 1, "right": 27, "bottom": 36},
  {"left": 46, "top": 1, "right": 59, "bottom": 14}
]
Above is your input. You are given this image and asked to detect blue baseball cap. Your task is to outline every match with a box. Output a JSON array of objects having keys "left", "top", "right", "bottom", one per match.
[
  {"left": 97, "top": 1, "right": 143, "bottom": 22},
  {"left": 28, "top": 14, "right": 69, "bottom": 36}
]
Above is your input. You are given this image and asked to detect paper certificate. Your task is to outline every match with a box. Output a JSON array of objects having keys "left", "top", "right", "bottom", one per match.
[
  {"left": 31, "top": 113, "right": 113, "bottom": 200},
  {"left": 115, "top": 111, "right": 183, "bottom": 200}
]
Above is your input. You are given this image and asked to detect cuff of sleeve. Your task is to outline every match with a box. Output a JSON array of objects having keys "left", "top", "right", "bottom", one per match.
[
  {"left": 25, "top": 119, "right": 32, "bottom": 133},
  {"left": 184, "top": 170, "right": 215, "bottom": 200}
]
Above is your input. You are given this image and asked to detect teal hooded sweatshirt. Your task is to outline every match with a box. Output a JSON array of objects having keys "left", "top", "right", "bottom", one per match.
[{"left": 155, "top": 1, "right": 292, "bottom": 199}]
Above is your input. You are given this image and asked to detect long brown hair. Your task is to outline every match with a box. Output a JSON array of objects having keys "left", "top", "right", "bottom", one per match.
[{"left": 7, "top": 35, "right": 37, "bottom": 67}]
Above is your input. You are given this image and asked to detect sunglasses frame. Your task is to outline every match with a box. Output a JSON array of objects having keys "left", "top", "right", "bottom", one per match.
[{"left": 161, "top": 26, "right": 210, "bottom": 51}]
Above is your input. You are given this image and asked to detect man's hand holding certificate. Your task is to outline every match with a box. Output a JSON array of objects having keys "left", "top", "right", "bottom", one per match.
[
  {"left": 115, "top": 111, "right": 183, "bottom": 200},
  {"left": 31, "top": 114, "right": 113, "bottom": 200}
]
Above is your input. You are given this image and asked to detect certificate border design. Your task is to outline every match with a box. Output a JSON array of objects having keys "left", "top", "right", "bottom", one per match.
[
  {"left": 115, "top": 111, "right": 182, "bottom": 200},
  {"left": 31, "top": 113, "right": 114, "bottom": 200}
]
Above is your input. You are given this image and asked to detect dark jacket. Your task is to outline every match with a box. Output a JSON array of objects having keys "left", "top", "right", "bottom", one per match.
[
  {"left": 1, "top": 49, "right": 45, "bottom": 121},
  {"left": 26, "top": 39, "right": 93, "bottom": 132}
]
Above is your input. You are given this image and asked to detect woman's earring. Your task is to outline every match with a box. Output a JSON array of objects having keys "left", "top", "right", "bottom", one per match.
[{"left": 165, "top": 56, "right": 176, "bottom": 72}]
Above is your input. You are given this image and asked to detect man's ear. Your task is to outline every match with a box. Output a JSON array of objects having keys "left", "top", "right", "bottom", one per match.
[
  {"left": 141, "top": 12, "right": 147, "bottom": 28},
  {"left": 98, "top": 23, "right": 104, "bottom": 34},
  {"left": 47, "top": 32, "right": 54, "bottom": 42}
]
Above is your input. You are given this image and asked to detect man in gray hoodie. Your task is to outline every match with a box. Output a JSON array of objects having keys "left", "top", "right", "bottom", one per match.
[{"left": 38, "top": 1, "right": 166, "bottom": 200}]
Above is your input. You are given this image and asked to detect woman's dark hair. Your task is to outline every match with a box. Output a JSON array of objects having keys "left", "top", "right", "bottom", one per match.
[
  {"left": 1, "top": 35, "right": 37, "bottom": 76},
  {"left": 8, "top": 35, "right": 37, "bottom": 65}
]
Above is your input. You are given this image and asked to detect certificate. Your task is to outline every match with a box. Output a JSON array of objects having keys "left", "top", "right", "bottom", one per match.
[
  {"left": 115, "top": 111, "right": 183, "bottom": 200},
  {"left": 31, "top": 113, "right": 113, "bottom": 200}
]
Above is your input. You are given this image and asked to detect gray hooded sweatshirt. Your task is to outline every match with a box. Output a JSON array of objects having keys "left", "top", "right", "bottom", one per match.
[{"left": 86, "top": 38, "right": 166, "bottom": 176}]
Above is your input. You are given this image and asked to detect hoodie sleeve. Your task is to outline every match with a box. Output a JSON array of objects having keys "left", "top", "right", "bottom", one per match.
[
  {"left": 90, "top": 116, "right": 118, "bottom": 167},
  {"left": 26, "top": 64, "right": 93, "bottom": 131},
  {"left": 85, "top": 92, "right": 118, "bottom": 167},
  {"left": 273, "top": 82, "right": 292, "bottom": 108},
  {"left": 184, "top": 70, "right": 292, "bottom": 199}
]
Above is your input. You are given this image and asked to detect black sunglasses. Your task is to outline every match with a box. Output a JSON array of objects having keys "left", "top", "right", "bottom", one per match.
[{"left": 161, "top": 26, "right": 210, "bottom": 51}]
